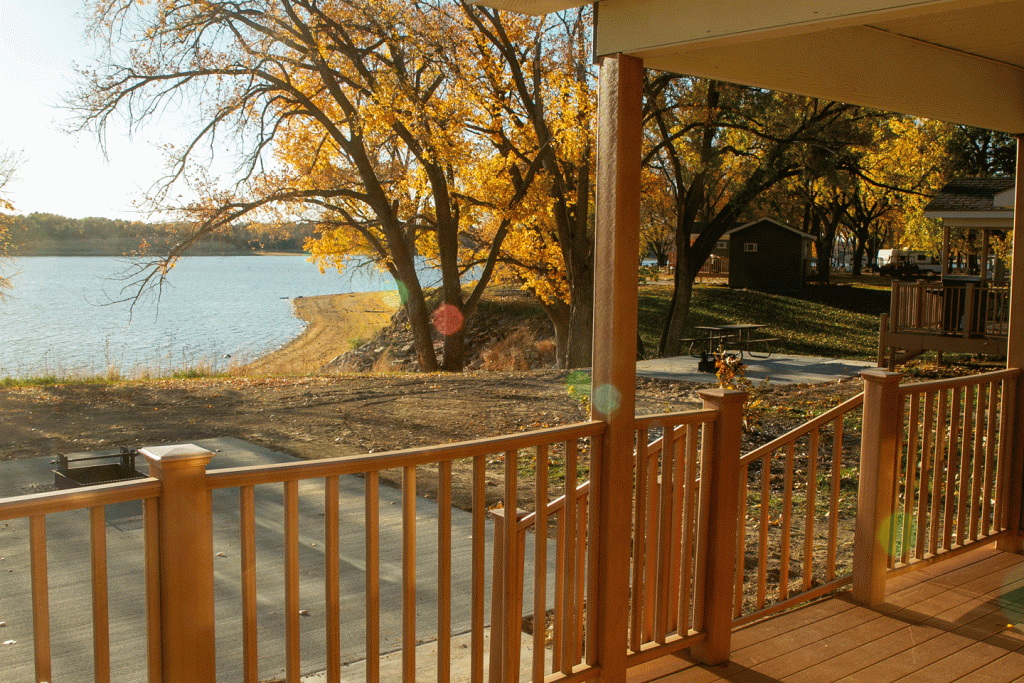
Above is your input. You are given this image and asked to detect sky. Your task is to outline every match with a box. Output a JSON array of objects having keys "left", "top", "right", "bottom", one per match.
[{"left": 0, "top": 1, "right": 198, "bottom": 220}]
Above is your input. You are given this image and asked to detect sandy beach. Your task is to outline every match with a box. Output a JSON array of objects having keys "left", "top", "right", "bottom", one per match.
[{"left": 240, "top": 290, "right": 400, "bottom": 375}]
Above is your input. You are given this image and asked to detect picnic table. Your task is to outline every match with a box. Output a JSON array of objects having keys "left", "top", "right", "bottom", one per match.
[{"left": 683, "top": 323, "right": 778, "bottom": 360}]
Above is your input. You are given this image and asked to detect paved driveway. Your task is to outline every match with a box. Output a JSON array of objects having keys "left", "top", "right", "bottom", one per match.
[{"left": 636, "top": 353, "right": 876, "bottom": 385}]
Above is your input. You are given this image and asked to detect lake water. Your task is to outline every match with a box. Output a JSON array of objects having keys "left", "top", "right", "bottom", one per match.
[{"left": 0, "top": 255, "right": 425, "bottom": 378}]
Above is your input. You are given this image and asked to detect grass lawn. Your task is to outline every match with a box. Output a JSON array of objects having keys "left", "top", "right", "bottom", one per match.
[{"left": 638, "top": 278, "right": 889, "bottom": 360}]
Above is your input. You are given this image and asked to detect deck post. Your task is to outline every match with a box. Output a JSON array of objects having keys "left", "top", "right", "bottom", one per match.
[
  {"left": 852, "top": 370, "right": 902, "bottom": 606},
  {"left": 141, "top": 444, "right": 217, "bottom": 683},
  {"left": 591, "top": 52, "right": 643, "bottom": 683},
  {"left": 999, "top": 137, "right": 1024, "bottom": 553},
  {"left": 690, "top": 388, "right": 747, "bottom": 665}
]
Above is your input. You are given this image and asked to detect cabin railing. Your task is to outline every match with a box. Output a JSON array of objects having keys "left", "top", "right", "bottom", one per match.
[
  {"left": 695, "top": 255, "right": 729, "bottom": 282},
  {"left": 204, "top": 421, "right": 605, "bottom": 683},
  {"left": 498, "top": 400, "right": 737, "bottom": 677},
  {"left": 888, "top": 280, "right": 1010, "bottom": 338},
  {"left": 0, "top": 478, "right": 165, "bottom": 683},
  {"left": 732, "top": 392, "right": 865, "bottom": 626},
  {"left": 5, "top": 371, "right": 1022, "bottom": 681},
  {"left": 853, "top": 368, "right": 1020, "bottom": 606},
  {"left": 628, "top": 405, "right": 726, "bottom": 666}
]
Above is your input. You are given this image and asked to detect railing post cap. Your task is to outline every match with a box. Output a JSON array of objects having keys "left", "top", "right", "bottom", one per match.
[
  {"left": 860, "top": 369, "right": 902, "bottom": 384},
  {"left": 140, "top": 443, "right": 215, "bottom": 466},
  {"left": 697, "top": 387, "right": 749, "bottom": 404}
]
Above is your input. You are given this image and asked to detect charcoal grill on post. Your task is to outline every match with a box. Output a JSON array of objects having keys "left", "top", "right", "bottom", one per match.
[{"left": 52, "top": 447, "right": 147, "bottom": 489}]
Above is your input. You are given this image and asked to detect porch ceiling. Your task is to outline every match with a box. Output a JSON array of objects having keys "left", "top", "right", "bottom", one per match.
[{"left": 476, "top": 0, "right": 1024, "bottom": 133}]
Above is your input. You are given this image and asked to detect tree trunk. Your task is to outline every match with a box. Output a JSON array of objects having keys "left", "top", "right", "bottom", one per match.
[
  {"left": 543, "top": 300, "right": 571, "bottom": 369},
  {"left": 659, "top": 268, "right": 694, "bottom": 358},
  {"left": 566, "top": 274, "right": 594, "bottom": 368},
  {"left": 398, "top": 273, "right": 439, "bottom": 372},
  {"left": 852, "top": 238, "right": 867, "bottom": 276}
]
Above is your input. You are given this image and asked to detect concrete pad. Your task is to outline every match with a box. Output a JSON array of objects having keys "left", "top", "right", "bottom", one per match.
[
  {"left": 636, "top": 353, "right": 876, "bottom": 385},
  {"left": 0, "top": 437, "right": 556, "bottom": 682}
]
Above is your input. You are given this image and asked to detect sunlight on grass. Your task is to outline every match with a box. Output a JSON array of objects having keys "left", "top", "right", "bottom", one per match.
[{"left": 639, "top": 281, "right": 886, "bottom": 360}]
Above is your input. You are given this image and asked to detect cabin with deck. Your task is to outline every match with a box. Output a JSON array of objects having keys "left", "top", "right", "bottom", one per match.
[{"left": 879, "top": 177, "right": 1015, "bottom": 367}]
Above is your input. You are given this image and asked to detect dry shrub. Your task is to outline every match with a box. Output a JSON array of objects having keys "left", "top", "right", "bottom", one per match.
[
  {"left": 483, "top": 327, "right": 555, "bottom": 371},
  {"left": 534, "top": 339, "right": 556, "bottom": 365},
  {"left": 371, "top": 349, "right": 395, "bottom": 373}
]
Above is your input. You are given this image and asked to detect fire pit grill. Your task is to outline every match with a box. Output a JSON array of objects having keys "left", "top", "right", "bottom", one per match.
[{"left": 52, "top": 447, "right": 147, "bottom": 489}]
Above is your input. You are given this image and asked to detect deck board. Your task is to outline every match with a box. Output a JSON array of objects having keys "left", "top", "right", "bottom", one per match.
[{"left": 627, "top": 547, "right": 1024, "bottom": 683}]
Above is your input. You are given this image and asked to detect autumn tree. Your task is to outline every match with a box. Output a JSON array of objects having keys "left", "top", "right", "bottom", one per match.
[
  {"left": 72, "top": 0, "right": 544, "bottom": 372},
  {"left": 461, "top": 4, "right": 596, "bottom": 368},
  {"left": 839, "top": 117, "right": 949, "bottom": 271},
  {"left": 945, "top": 126, "right": 1016, "bottom": 178}
]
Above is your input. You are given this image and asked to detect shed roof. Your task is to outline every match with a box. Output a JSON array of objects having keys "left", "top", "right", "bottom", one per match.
[{"left": 725, "top": 217, "right": 814, "bottom": 240}]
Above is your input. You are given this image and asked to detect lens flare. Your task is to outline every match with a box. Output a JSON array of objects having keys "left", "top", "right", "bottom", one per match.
[
  {"left": 432, "top": 304, "right": 464, "bottom": 336},
  {"left": 593, "top": 384, "right": 622, "bottom": 417}
]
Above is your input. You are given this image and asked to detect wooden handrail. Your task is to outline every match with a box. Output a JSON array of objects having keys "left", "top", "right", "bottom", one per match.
[
  {"left": 0, "top": 478, "right": 161, "bottom": 521},
  {"left": 206, "top": 420, "right": 605, "bottom": 489},
  {"left": 633, "top": 409, "right": 719, "bottom": 432},
  {"left": 896, "top": 367, "right": 1020, "bottom": 396},
  {"left": 741, "top": 392, "right": 864, "bottom": 465},
  {"left": 518, "top": 481, "right": 590, "bottom": 532}
]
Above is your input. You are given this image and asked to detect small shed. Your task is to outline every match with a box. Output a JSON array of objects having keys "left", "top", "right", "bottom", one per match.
[{"left": 726, "top": 218, "right": 813, "bottom": 292}]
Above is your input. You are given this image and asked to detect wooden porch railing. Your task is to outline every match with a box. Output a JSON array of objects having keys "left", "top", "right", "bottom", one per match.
[
  {"left": 695, "top": 255, "right": 729, "bottom": 282},
  {"left": 732, "top": 392, "right": 865, "bottom": 627},
  {"left": 628, "top": 405, "right": 725, "bottom": 666},
  {"left": 4, "top": 370, "right": 1022, "bottom": 682},
  {"left": 204, "top": 421, "right": 605, "bottom": 683},
  {"left": 0, "top": 478, "right": 165, "bottom": 683},
  {"left": 853, "top": 368, "right": 1020, "bottom": 606},
  {"left": 492, "top": 392, "right": 746, "bottom": 677},
  {"left": 888, "top": 280, "right": 1010, "bottom": 339}
]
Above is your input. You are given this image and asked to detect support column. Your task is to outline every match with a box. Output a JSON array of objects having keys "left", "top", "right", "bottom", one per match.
[
  {"left": 999, "top": 136, "right": 1024, "bottom": 552},
  {"left": 852, "top": 370, "right": 902, "bottom": 607},
  {"left": 142, "top": 443, "right": 217, "bottom": 683},
  {"left": 590, "top": 52, "right": 643, "bottom": 683}
]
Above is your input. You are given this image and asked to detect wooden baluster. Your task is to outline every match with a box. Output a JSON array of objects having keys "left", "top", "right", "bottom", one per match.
[
  {"left": 532, "top": 446, "right": 548, "bottom": 682},
  {"left": 629, "top": 430, "right": 649, "bottom": 652},
  {"left": 943, "top": 388, "right": 963, "bottom": 550},
  {"left": 30, "top": 515, "right": 51, "bottom": 683},
  {"left": 916, "top": 393, "right": 935, "bottom": 559},
  {"left": 803, "top": 428, "right": 819, "bottom": 592}
]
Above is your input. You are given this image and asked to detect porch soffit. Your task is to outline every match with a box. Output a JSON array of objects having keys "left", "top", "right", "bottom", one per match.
[{"left": 477, "top": 0, "right": 1024, "bottom": 133}]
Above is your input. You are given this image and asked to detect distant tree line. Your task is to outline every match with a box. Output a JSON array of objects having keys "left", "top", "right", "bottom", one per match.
[{"left": 8, "top": 213, "right": 318, "bottom": 256}]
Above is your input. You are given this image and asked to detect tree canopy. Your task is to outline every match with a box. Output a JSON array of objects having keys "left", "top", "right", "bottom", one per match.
[{"left": 72, "top": 0, "right": 563, "bottom": 371}]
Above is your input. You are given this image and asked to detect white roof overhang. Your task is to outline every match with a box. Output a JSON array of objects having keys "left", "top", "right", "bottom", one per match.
[
  {"left": 475, "top": 0, "right": 1024, "bottom": 133},
  {"left": 923, "top": 213, "right": 1015, "bottom": 230}
]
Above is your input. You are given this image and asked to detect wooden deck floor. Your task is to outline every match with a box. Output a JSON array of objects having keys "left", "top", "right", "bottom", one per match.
[{"left": 628, "top": 547, "right": 1024, "bottom": 682}]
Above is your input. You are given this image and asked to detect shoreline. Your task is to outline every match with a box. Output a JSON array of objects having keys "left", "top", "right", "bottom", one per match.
[{"left": 239, "top": 291, "right": 399, "bottom": 375}]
